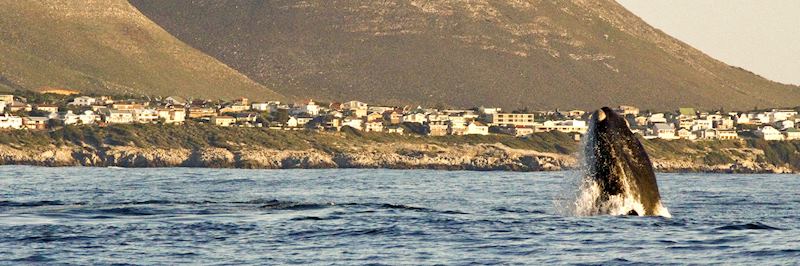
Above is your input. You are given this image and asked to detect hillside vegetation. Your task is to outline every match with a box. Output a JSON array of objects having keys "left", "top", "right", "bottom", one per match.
[
  {"left": 130, "top": 0, "right": 800, "bottom": 110},
  {"left": 0, "top": 0, "right": 283, "bottom": 100}
]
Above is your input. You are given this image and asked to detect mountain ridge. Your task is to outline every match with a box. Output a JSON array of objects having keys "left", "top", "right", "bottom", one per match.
[{"left": 129, "top": 0, "right": 800, "bottom": 110}]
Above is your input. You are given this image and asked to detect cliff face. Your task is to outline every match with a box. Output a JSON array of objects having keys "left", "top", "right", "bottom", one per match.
[{"left": 0, "top": 143, "right": 791, "bottom": 173}]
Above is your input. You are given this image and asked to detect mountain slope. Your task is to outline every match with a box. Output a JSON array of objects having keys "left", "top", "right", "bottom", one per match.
[
  {"left": 130, "top": 0, "right": 800, "bottom": 110},
  {"left": 0, "top": 0, "right": 282, "bottom": 100}
]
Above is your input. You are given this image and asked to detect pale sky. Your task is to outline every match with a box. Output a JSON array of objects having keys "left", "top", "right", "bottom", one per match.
[{"left": 617, "top": 0, "right": 800, "bottom": 85}]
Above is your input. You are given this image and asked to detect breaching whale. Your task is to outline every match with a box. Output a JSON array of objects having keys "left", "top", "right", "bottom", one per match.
[{"left": 581, "top": 107, "right": 668, "bottom": 216}]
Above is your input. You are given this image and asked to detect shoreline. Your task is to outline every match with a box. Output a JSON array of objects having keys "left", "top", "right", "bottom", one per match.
[
  {"left": 0, "top": 144, "right": 793, "bottom": 174},
  {"left": 1, "top": 124, "right": 797, "bottom": 174}
]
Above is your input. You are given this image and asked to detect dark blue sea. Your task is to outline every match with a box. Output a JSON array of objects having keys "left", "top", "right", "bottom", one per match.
[{"left": 0, "top": 166, "right": 798, "bottom": 265}]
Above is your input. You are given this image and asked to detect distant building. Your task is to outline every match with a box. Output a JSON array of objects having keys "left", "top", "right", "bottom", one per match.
[
  {"left": 34, "top": 105, "right": 59, "bottom": 114},
  {"left": 0, "top": 114, "right": 23, "bottom": 129},
  {"left": 535, "top": 120, "right": 588, "bottom": 134},
  {"left": 756, "top": 126, "right": 784, "bottom": 141},
  {"left": 103, "top": 109, "right": 134, "bottom": 124},
  {"left": 784, "top": 128, "right": 800, "bottom": 140},
  {"left": 489, "top": 113, "right": 535, "bottom": 127},
  {"left": 211, "top": 116, "right": 236, "bottom": 127},
  {"left": 426, "top": 120, "right": 448, "bottom": 136},
  {"left": 364, "top": 120, "right": 384, "bottom": 132},
  {"left": 652, "top": 123, "right": 677, "bottom": 139},
  {"left": 464, "top": 121, "right": 489, "bottom": 135},
  {"left": 23, "top": 117, "right": 49, "bottom": 130}
]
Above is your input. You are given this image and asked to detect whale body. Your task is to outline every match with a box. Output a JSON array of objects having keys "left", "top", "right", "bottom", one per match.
[{"left": 582, "top": 107, "right": 667, "bottom": 216}]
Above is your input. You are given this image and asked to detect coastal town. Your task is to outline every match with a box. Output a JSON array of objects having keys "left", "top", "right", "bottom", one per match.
[{"left": 0, "top": 90, "right": 799, "bottom": 142}]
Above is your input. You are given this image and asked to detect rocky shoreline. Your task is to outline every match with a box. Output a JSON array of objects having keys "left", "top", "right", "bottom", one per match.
[{"left": 0, "top": 143, "right": 793, "bottom": 173}]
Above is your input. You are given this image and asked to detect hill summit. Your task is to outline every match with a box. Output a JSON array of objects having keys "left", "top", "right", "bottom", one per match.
[{"left": 0, "top": 0, "right": 282, "bottom": 100}]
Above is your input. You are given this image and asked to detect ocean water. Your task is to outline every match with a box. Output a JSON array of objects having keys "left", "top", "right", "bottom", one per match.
[{"left": 0, "top": 166, "right": 797, "bottom": 265}]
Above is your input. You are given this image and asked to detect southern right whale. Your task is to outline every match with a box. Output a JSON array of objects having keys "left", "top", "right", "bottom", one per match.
[{"left": 581, "top": 107, "right": 669, "bottom": 216}]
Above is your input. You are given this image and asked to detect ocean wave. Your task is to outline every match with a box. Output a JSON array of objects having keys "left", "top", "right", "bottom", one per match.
[{"left": 714, "top": 222, "right": 784, "bottom": 231}]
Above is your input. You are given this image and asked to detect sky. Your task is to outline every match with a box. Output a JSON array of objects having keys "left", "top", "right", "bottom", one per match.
[{"left": 617, "top": 0, "right": 800, "bottom": 85}]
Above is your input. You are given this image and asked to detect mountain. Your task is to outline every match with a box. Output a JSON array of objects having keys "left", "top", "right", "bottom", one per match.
[
  {"left": 0, "top": 0, "right": 282, "bottom": 100},
  {"left": 130, "top": 0, "right": 800, "bottom": 110}
]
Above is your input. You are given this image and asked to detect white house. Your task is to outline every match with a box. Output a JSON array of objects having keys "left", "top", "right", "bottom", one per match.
[
  {"left": 291, "top": 100, "right": 320, "bottom": 116},
  {"left": 342, "top": 101, "right": 368, "bottom": 111},
  {"left": 59, "top": 110, "right": 99, "bottom": 125},
  {"left": 133, "top": 108, "right": 159, "bottom": 123},
  {"left": 342, "top": 117, "right": 363, "bottom": 130},
  {"left": 251, "top": 102, "right": 270, "bottom": 112},
  {"left": 677, "top": 128, "right": 696, "bottom": 140},
  {"left": 690, "top": 119, "right": 713, "bottom": 131},
  {"left": 464, "top": 121, "right": 489, "bottom": 135},
  {"left": 536, "top": 120, "right": 588, "bottom": 134},
  {"left": 69, "top": 96, "right": 97, "bottom": 106},
  {"left": 0, "top": 101, "right": 6, "bottom": 113},
  {"left": 784, "top": 128, "right": 800, "bottom": 140},
  {"left": 648, "top": 113, "right": 668, "bottom": 124},
  {"left": 756, "top": 126, "right": 784, "bottom": 141},
  {"left": 103, "top": 109, "right": 134, "bottom": 124},
  {"left": 402, "top": 113, "right": 427, "bottom": 124},
  {"left": 776, "top": 120, "right": 795, "bottom": 130},
  {"left": 0, "top": 114, "right": 23, "bottom": 129},
  {"left": 157, "top": 108, "right": 186, "bottom": 124},
  {"left": 364, "top": 120, "right": 384, "bottom": 132},
  {"left": 652, "top": 123, "right": 677, "bottom": 139}
]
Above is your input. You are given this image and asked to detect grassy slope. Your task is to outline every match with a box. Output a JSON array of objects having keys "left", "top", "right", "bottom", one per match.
[
  {"left": 0, "top": 0, "right": 283, "bottom": 101},
  {"left": 129, "top": 0, "right": 800, "bottom": 110}
]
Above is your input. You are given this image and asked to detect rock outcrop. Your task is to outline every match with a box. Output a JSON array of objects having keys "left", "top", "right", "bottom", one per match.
[{"left": 0, "top": 143, "right": 793, "bottom": 173}]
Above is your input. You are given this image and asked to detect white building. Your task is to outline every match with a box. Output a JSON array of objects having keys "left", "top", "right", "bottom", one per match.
[
  {"left": 690, "top": 119, "right": 713, "bottom": 131},
  {"left": 402, "top": 113, "right": 426, "bottom": 123},
  {"left": 0, "top": 114, "right": 23, "bottom": 129},
  {"left": 59, "top": 110, "right": 99, "bottom": 125},
  {"left": 651, "top": 123, "right": 677, "bottom": 140},
  {"left": 489, "top": 113, "right": 535, "bottom": 127},
  {"left": 784, "top": 128, "right": 800, "bottom": 140},
  {"left": 648, "top": 113, "right": 668, "bottom": 124},
  {"left": 535, "top": 120, "right": 588, "bottom": 134},
  {"left": 342, "top": 117, "right": 363, "bottom": 130},
  {"left": 157, "top": 108, "right": 186, "bottom": 124},
  {"left": 69, "top": 96, "right": 97, "bottom": 106},
  {"left": 133, "top": 108, "right": 159, "bottom": 123},
  {"left": 756, "top": 126, "right": 784, "bottom": 141},
  {"left": 103, "top": 109, "right": 134, "bottom": 124},
  {"left": 291, "top": 100, "right": 320, "bottom": 116},
  {"left": 464, "top": 121, "right": 489, "bottom": 135}
]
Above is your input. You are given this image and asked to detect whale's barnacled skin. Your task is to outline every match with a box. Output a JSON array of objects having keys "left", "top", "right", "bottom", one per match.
[{"left": 585, "top": 107, "right": 663, "bottom": 216}]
